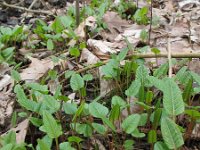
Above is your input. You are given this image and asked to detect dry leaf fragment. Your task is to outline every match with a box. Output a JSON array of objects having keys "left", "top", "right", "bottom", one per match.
[
  {"left": 179, "top": 0, "right": 200, "bottom": 11},
  {"left": 0, "top": 92, "right": 15, "bottom": 126},
  {"left": 80, "top": 48, "right": 100, "bottom": 65},
  {"left": 1, "top": 119, "right": 29, "bottom": 144},
  {"left": 20, "top": 57, "right": 54, "bottom": 82},
  {"left": 87, "top": 39, "right": 122, "bottom": 60}
]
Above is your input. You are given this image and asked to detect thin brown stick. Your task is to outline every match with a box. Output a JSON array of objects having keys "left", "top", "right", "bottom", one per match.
[
  {"left": 28, "top": 0, "right": 38, "bottom": 10},
  {"left": 2, "top": 2, "right": 53, "bottom": 15}
]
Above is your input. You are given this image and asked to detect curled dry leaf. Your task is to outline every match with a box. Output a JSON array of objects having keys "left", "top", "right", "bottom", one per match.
[
  {"left": 101, "top": 11, "right": 130, "bottom": 41},
  {"left": 80, "top": 48, "right": 100, "bottom": 65},
  {"left": 20, "top": 57, "right": 54, "bottom": 82},
  {"left": 0, "top": 92, "right": 15, "bottom": 126},
  {"left": 87, "top": 39, "right": 122, "bottom": 60},
  {"left": 179, "top": 0, "right": 200, "bottom": 11},
  {"left": 2, "top": 119, "right": 29, "bottom": 144},
  {"left": 0, "top": 75, "right": 13, "bottom": 91},
  {"left": 68, "top": 16, "right": 96, "bottom": 47}
]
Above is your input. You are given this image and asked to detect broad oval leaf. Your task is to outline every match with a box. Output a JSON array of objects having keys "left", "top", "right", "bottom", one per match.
[
  {"left": 161, "top": 117, "right": 184, "bottom": 149},
  {"left": 70, "top": 74, "right": 84, "bottom": 91},
  {"left": 122, "top": 114, "right": 141, "bottom": 134},
  {"left": 89, "top": 102, "right": 108, "bottom": 118}
]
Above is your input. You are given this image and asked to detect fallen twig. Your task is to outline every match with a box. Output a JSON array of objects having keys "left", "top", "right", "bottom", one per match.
[{"left": 2, "top": 2, "right": 54, "bottom": 15}]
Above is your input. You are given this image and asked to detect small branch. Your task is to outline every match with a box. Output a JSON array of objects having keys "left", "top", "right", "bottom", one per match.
[
  {"left": 28, "top": 0, "right": 38, "bottom": 10},
  {"left": 2, "top": 2, "right": 54, "bottom": 15}
]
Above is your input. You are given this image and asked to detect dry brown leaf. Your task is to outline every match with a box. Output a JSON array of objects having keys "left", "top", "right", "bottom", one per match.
[
  {"left": 101, "top": 11, "right": 130, "bottom": 41},
  {"left": 20, "top": 57, "right": 54, "bottom": 82},
  {"left": 179, "top": 0, "right": 200, "bottom": 11},
  {"left": 0, "top": 92, "right": 15, "bottom": 126},
  {"left": 68, "top": 16, "right": 96, "bottom": 47},
  {"left": 80, "top": 48, "right": 100, "bottom": 65},
  {"left": 1, "top": 119, "right": 29, "bottom": 144},
  {"left": 87, "top": 39, "right": 123, "bottom": 60}
]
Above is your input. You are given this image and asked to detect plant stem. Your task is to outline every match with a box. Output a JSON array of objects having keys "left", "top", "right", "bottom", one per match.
[
  {"left": 55, "top": 138, "right": 59, "bottom": 150},
  {"left": 76, "top": 0, "right": 80, "bottom": 26}
]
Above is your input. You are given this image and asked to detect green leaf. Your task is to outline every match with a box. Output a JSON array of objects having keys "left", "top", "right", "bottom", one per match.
[
  {"left": 161, "top": 117, "right": 184, "bottom": 149},
  {"left": 101, "top": 116, "right": 116, "bottom": 131},
  {"left": 185, "top": 109, "right": 200, "bottom": 119},
  {"left": 37, "top": 139, "right": 51, "bottom": 150},
  {"left": 72, "top": 101, "right": 85, "bottom": 122},
  {"left": 92, "top": 123, "right": 106, "bottom": 135},
  {"left": 14, "top": 85, "right": 39, "bottom": 112},
  {"left": 83, "top": 74, "right": 93, "bottom": 81},
  {"left": 63, "top": 102, "right": 77, "bottom": 115},
  {"left": 65, "top": 70, "right": 76, "bottom": 79},
  {"left": 154, "top": 142, "right": 169, "bottom": 150},
  {"left": 69, "top": 47, "right": 80, "bottom": 57},
  {"left": 134, "top": 7, "right": 149, "bottom": 25},
  {"left": 89, "top": 102, "right": 109, "bottom": 118},
  {"left": 162, "top": 78, "right": 185, "bottom": 116},
  {"left": 152, "top": 108, "right": 162, "bottom": 129},
  {"left": 151, "top": 47, "right": 160, "bottom": 54},
  {"left": 68, "top": 136, "right": 83, "bottom": 144},
  {"left": 116, "top": 48, "right": 129, "bottom": 61},
  {"left": 74, "top": 123, "right": 92, "bottom": 137},
  {"left": 123, "top": 140, "right": 134, "bottom": 150},
  {"left": 122, "top": 114, "right": 141, "bottom": 134},
  {"left": 0, "top": 131, "right": 16, "bottom": 146},
  {"left": 60, "top": 142, "right": 75, "bottom": 150},
  {"left": 148, "top": 130, "right": 157, "bottom": 143},
  {"left": 136, "top": 65, "right": 149, "bottom": 84},
  {"left": 111, "top": 96, "right": 126, "bottom": 108},
  {"left": 138, "top": 113, "right": 148, "bottom": 126},
  {"left": 175, "top": 67, "right": 191, "bottom": 85},
  {"left": 182, "top": 78, "right": 193, "bottom": 102},
  {"left": 125, "top": 80, "right": 141, "bottom": 97},
  {"left": 109, "top": 104, "right": 120, "bottom": 122},
  {"left": 41, "top": 111, "right": 62, "bottom": 138},
  {"left": 11, "top": 70, "right": 21, "bottom": 82},
  {"left": 36, "top": 135, "right": 52, "bottom": 150},
  {"left": 29, "top": 117, "right": 42, "bottom": 127},
  {"left": 59, "top": 15, "right": 73, "bottom": 28},
  {"left": 140, "top": 29, "right": 148, "bottom": 41},
  {"left": 131, "top": 128, "right": 145, "bottom": 138},
  {"left": 47, "top": 39, "right": 54, "bottom": 50},
  {"left": 2, "top": 47, "right": 15, "bottom": 59},
  {"left": 191, "top": 71, "right": 200, "bottom": 85},
  {"left": 101, "top": 59, "right": 118, "bottom": 78},
  {"left": 153, "top": 63, "right": 168, "bottom": 78},
  {"left": 70, "top": 74, "right": 84, "bottom": 91},
  {"left": 51, "top": 17, "right": 64, "bottom": 33},
  {"left": 148, "top": 76, "right": 164, "bottom": 90},
  {"left": 42, "top": 95, "right": 60, "bottom": 113},
  {"left": 26, "top": 83, "right": 48, "bottom": 93}
]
